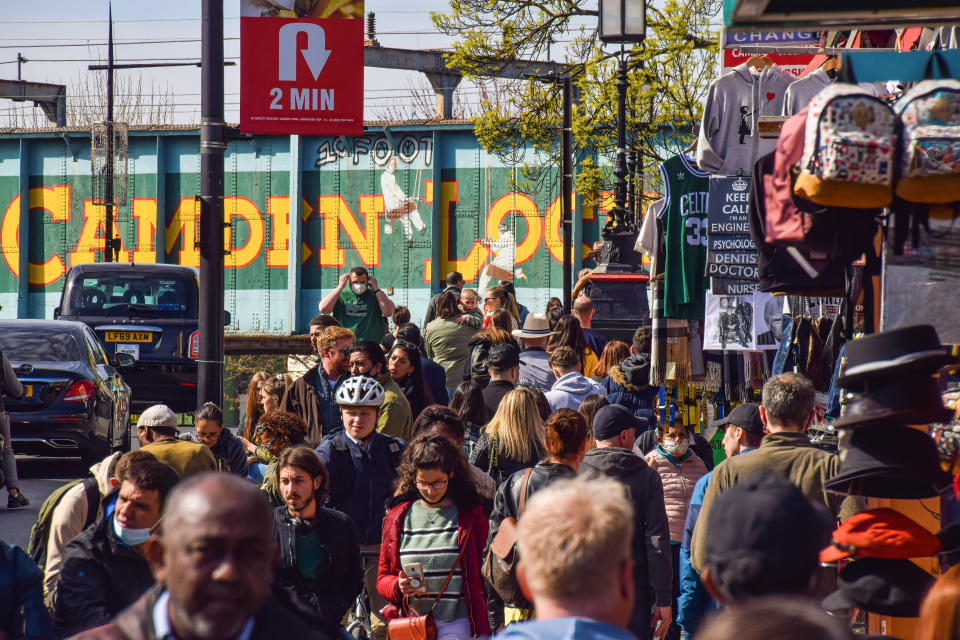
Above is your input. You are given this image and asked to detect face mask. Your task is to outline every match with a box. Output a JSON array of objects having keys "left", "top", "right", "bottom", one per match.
[
  {"left": 662, "top": 439, "right": 689, "bottom": 457},
  {"left": 112, "top": 515, "right": 152, "bottom": 547},
  {"left": 350, "top": 282, "right": 368, "bottom": 296}
]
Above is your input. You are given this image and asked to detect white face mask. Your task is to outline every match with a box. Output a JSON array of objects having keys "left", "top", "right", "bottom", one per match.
[
  {"left": 350, "top": 282, "right": 368, "bottom": 296},
  {"left": 662, "top": 438, "right": 689, "bottom": 457},
  {"left": 112, "top": 515, "right": 152, "bottom": 547}
]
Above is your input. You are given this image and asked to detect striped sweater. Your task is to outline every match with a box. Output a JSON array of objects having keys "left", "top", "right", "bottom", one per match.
[{"left": 398, "top": 502, "right": 468, "bottom": 622}]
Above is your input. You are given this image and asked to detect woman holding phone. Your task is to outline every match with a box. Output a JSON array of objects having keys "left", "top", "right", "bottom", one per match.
[{"left": 377, "top": 434, "right": 490, "bottom": 640}]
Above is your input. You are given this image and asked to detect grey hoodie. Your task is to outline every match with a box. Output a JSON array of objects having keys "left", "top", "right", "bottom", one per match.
[
  {"left": 697, "top": 63, "right": 793, "bottom": 176},
  {"left": 545, "top": 372, "right": 606, "bottom": 412},
  {"left": 783, "top": 68, "right": 887, "bottom": 116}
]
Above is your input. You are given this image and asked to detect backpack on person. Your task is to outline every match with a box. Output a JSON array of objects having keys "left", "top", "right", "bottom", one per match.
[
  {"left": 481, "top": 467, "right": 532, "bottom": 607},
  {"left": 894, "top": 79, "right": 960, "bottom": 204},
  {"left": 27, "top": 476, "right": 99, "bottom": 571},
  {"left": 794, "top": 84, "right": 898, "bottom": 208}
]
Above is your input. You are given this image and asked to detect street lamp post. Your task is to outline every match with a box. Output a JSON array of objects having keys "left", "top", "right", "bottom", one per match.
[{"left": 596, "top": 0, "right": 646, "bottom": 273}]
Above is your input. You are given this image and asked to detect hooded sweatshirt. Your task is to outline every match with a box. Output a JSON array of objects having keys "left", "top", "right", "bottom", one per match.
[
  {"left": 600, "top": 354, "right": 658, "bottom": 423},
  {"left": 43, "top": 451, "right": 122, "bottom": 605},
  {"left": 579, "top": 447, "right": 673, "bottom": 610},
  {"left": 697, "top": 63, "right": 793, "bottom": 176},
  {"left": 545, "top": 372, "right": 607, "bottom": 412}
]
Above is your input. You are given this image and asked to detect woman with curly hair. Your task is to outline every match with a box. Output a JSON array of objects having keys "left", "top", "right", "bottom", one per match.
[
  {"left": 242, "top": 371, "right": 269, "bottom": 440},
  {"left": 240, "top": 373, "right": 290, "bottom": 470},
  {"left": 469, "top": 388, "right": 545, "bottom": 487},
  {"left": 377, "top": 435, "right": 490, "bottom": 640},
  {"left": 250, "top": 410, "right": 307, "bottom": 505}
]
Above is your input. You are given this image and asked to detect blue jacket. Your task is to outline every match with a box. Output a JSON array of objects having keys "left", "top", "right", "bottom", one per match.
[
  {"left": 0, "top": 540, "right": 54, "bottom": 640},
  {"left": 600, "top": 356, "right": 657, "bottom": 424},
  {"left": 496, "top": 617, "right": 637, "bottom": 640},
  {"left": 207, "top": 428, "right": 249, "bottom": 476},
  {"left": 677, "top": 472, "right": 715, "bottom": 638},
  {"left": 421, "top": 354, "right": 449, "bottom": 405},
  {"left": 315, "top": 432, "right": 405, "bottom": 545}
]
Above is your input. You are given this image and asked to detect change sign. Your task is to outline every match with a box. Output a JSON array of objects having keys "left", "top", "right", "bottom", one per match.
[{"left": 240, "top": 1, "right": 364, "bottom": 135}]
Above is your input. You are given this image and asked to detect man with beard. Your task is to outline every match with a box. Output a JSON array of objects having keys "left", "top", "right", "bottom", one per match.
[
  {"left": 69, "top": 472, "right": 334, "bottom": 639},
  {"left": 284, "top": 325, "right": 355, "bottom": 444},
  {"left": 272, "top": 447, "right": 362, "bottom": 632}
]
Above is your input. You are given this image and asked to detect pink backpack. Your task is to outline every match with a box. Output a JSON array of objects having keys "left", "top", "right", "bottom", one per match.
[{"left": 763, "top": 108, "right": 812, "bottom": 245}]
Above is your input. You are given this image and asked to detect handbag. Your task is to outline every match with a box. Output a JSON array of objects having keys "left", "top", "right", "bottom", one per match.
[
  {"left": 387, "top": 528, "right": 472, "bottom": 640},
  {"left": 480, "top": 467, "right": 533, "bottom": 606}
]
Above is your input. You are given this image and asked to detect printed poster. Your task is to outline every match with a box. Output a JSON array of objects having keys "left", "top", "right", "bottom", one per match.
[{"left": 704, "top": 291, "right": 779, "bottom": 351}]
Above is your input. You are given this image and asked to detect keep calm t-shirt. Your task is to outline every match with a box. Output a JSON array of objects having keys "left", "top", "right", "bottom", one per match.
[{"left": 333, "top": 289, "right": 388, "bottom": 343}]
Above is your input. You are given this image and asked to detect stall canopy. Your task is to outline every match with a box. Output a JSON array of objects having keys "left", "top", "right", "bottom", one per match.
[{"left": 725, "top": 0, "right": 960, "bottom": 32}]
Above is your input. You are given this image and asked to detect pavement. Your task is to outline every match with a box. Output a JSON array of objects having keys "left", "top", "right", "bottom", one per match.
[{"left": 2, "top": 459, "right": 86, "bottom": 550}]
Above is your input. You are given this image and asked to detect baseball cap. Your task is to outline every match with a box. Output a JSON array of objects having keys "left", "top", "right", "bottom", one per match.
[
  {"left": 137, "top": 404, "right": 178, "bottom": 430},
  {"left": 486, "top": 343, "right": 521, "bottom": 369},
  {"left": 713, "top": 403, "right": 764, "bottom": 436},
  {"left": 705, "top": 476, "right": 830, "bottom": 599},
  {"left": 592, "top": 404, "right": 649, "bottom": 442},
  {"left": 819, "top": 508, "right": 942, "bottom": 563}
]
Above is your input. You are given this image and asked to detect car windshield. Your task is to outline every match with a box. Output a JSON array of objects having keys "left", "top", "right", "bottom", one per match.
[
  {"left": 66, "top": 273, "right": 197, "bottom": 318},
  {"left": 0, "top": 330, "right": 82, "bottom": 362}
]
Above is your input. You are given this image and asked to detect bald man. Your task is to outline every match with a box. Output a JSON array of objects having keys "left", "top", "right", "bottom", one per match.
[
  {"left": 69, "top": 473, "right": 334, "bottom": 640},
  {"left": 572, "top": 296, "right": 608, "bottom": 357}
]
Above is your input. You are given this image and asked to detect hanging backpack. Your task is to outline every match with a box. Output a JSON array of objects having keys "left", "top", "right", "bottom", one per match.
[
  {"left": 794, "top": 84, "right": 898, "bottom": 208},
  {"left": 27, "top": 476, "right": 100, "bottom": 571},
  {"left": 895, "top": 79, "right": 960, "bottom": 204}
]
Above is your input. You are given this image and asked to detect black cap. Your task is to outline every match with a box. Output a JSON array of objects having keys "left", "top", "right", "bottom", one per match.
[
  {"left": 486, "top": 343, "right": 521, "bottom": 369},
  {"left": 713, "top": 403, "right": 764, "bottom": 436},
  {"left": 822, "top": 557, "right": 934, "bottom": 618},
  {"left": 705, "top": 476, "right": 830, "bottom": 599},
  {"left": 592, "top": 404, "right": 649, "bottom": 442}
]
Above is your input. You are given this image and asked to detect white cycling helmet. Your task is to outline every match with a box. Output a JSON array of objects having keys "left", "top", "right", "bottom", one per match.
[{"left": 336, "top": 375, "right": 385, "bottom": 408}]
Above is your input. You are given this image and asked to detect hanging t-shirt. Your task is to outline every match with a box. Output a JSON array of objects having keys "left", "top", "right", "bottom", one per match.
[
  {"left": 659, "top": 154, "right": 710, "bottom": 320},
  {"left": 333, "top": 289, "right": 388, "bottom": 343}
]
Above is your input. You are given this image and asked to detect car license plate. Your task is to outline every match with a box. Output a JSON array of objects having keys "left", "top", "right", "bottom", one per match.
[
  {"left": 104, "top": 331, "right": 152, "bottom": 343},
  {"left": 115, "top": 344, "right": 140, "bottom": 361},
  {"left": 23, "top": 384, "right": 32, "bottom": 398}
]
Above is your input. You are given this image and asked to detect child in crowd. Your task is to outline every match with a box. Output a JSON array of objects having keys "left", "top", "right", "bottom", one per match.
[{"left": 456, "top": 289, "right": 484, "bottom": 329}]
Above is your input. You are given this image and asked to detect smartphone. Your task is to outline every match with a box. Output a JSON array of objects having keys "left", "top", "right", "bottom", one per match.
[{"left": 403, "top": 563, "right": 428, "bottom": 594}]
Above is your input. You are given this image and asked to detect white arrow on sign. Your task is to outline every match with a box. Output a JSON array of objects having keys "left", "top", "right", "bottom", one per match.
[{"left": 277, "top": 22, "right": 331, "bottom": 82}]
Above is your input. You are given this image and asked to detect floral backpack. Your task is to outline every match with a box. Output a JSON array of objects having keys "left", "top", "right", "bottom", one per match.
[
  {"left": 894, "top": 79, "right": 960, "bottom": 204},
  {"left": 794, "top": 83, "right": 898, "bottom": 208}
]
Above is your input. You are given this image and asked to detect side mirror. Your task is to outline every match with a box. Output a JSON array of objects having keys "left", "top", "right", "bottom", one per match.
[
  {"left": 224, "top": 310, "right": 232, "bottom": 326},
  {"left": 53, "top": 307, "right": 60, "bottom": 319},
  {"left": 113, "top": 352, "right": 136, "bottom": 368}
]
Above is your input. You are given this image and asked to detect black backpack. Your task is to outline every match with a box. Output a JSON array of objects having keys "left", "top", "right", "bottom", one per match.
[{"left": 27, "top": 476, "right": 99, "bottom": 571}]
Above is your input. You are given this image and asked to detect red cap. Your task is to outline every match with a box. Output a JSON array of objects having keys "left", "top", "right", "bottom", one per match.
[{"left": 820, "top": 508, "right": 942, "bottom": 563}]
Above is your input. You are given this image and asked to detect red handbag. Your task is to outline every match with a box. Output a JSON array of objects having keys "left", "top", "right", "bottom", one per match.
[{"left": 387, "top": 528, "right": 472, "bottom": 640}]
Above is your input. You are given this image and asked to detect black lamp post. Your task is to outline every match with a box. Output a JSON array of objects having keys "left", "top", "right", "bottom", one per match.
[{"left": 596, "top": 0, "right": 646, "bottom": 273}]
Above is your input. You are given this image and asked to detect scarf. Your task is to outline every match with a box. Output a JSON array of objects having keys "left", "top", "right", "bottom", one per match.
[{"left": 656, "top": 444, "right": 693, "bottom": 467}]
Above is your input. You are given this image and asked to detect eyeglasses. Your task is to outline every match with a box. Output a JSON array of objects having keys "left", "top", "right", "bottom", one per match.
[
  {"left": 195, "top": 432, "right": 219, "bottom": 441},
  {"left": 415, "top": 478, "right": 449, "bottom": 491}
]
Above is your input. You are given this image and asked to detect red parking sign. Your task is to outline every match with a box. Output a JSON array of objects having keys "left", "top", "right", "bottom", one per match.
[{"left": 240, "top": 17, "right": 363, "bottom": 135}]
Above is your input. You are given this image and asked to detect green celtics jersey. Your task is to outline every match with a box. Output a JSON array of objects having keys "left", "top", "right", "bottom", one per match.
[{"left": 659, "top": 154, "right": 709, "bottom": 320}]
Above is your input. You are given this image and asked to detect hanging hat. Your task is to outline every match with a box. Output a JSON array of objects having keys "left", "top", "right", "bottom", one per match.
[
  {"left": 937, "top": 522, "right": 960, "bottom": 570},
  {"left": 822, "top": 557, "right": 934, "bottom": 618},
  {"left": 838, "top": 325, "right": 958, "bottom": 390},
  {"left": 825, "top": 424, "right": 953, "bottom": 499},
  {"left": 512, "top": 313, "right": 552, "bottom": 339},
  {"left": 832, "top": 376, "right": 953, "bottom": 428},
  {"left": 819, "top": 508, "right": 941, "bottom": 563}
]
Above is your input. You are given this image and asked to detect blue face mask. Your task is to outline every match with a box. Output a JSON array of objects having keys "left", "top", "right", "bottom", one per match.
[{"left": 112, "top": 514, "right": 152, "bottom": 547}]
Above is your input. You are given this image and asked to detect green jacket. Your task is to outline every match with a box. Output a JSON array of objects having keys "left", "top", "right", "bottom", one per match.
[
  {"left": 376, "top": 371, "right": 413, "bottom": 441},
  {"left": 690, "top": 431, "right": 864, "bottom": 573},
  {"left": 423, "top": 317, "right": 478, "bottom": 387}
]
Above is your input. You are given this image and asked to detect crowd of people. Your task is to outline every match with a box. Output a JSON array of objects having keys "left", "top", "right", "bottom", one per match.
[{"left": 2, "top": 267, "right": 958, "bottom": 640}]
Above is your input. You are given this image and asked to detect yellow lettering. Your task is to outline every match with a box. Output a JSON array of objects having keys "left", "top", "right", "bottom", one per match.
[
  {"left": 316, "top": 195, "right": 380, "bottom": 267},
  {"left": 165, "top": 197, "right": 200, "bottom": 267},
  {"left": 2, "top": 186, "right": 71, "bottom": 285},
  {"left": 131, "top": 198, "right": 157, "bottom": 263},
  {"left": 69, "top": 200, "right": 130, "bottom": 265},
  {"left": 423, "top": 180, "right": 488, "bottom": 283},
  {"left": 265, "top": 196, "right": 289, "bottom": 268},
  {"left": 486, "top": 193, "right": 542, "bottom": 265},
  {"left": 224, "top": 197, "right": 265, "bottom": 269}
]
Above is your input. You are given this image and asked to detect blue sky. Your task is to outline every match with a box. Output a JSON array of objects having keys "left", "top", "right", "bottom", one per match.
[{"left": 0, "top": 0, "right": 468, "bottom": 124}]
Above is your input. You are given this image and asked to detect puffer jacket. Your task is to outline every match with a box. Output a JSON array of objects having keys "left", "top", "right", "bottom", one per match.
[
  {"left": 644, "top": 448, "right": 708, "bottom": 543},
  {"left": 377, "top": 500, "right": 490, "bottom": 637},
  {"left": 0, "top": 540, "right": 54, "bottom": 639},
  {"left": 544, "top": 372, "right": 606, "bottom": 412},
  {"left": 600, "top": 354, "right": 658, "bottom": 423}
]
